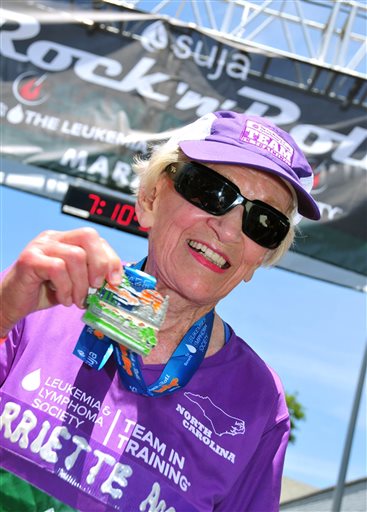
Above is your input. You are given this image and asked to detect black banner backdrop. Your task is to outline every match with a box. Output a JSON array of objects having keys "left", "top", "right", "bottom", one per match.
[{"left": 0, "top": 1, "right": 366, "bottom": 290}]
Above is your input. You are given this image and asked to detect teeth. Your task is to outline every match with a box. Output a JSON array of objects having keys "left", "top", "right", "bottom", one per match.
[{"left": 188, "top": 240, "right": 227, "bottom": 268}]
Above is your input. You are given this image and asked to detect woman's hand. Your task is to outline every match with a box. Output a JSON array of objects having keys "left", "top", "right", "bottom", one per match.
[{"left": 0, "top": 228, "right": 122, "bottom": 336}]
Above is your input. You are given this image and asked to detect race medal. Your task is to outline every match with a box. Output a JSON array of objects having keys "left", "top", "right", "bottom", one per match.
[
  {"left": 73, "top": 264, "right": 169, "bottom": 366},
  {"left": 74, "top": 259, "right": 215, "bottom": 397}
]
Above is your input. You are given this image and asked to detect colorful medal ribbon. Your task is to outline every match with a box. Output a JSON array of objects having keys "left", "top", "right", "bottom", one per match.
[
  {"left": 114, "top": 308, "right": 214, "bottom": 397},
  {"left": 74, "top": 258, "right": 214, "bottom": 397}
]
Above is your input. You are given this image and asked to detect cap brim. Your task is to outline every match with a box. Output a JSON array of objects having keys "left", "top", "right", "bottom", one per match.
[{"left": 179, "top": 140, "right": 320, "bottom": 221}]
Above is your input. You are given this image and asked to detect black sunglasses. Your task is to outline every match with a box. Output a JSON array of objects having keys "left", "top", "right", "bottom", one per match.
[{"left": 170, "top": 161, "right": 290, "bottom": 249}]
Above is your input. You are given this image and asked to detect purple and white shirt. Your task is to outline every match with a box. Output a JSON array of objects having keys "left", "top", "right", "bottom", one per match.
[{"left": 0, "top": 303, "right": 289, "bottom": 511}]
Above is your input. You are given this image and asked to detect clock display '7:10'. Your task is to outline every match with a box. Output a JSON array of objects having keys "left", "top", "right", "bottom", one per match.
[
  {"left": 88, "top": 193, "right": 148, "bottom": 233},
  {"left": 61, "top": 185, "right": 149, "bottom": 238}
]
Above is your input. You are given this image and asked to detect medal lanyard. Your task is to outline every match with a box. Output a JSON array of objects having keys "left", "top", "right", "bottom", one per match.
[
  {"left": 113, "top": 259, "right": 214, "bottom": 397},
  {"left": 74, "top": 258, "right": 215, "bottom": 397}
]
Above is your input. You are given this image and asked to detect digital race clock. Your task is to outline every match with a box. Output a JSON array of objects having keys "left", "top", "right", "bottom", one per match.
[{"left": 61, "top": 185, "right": 148, "bottom": 238}]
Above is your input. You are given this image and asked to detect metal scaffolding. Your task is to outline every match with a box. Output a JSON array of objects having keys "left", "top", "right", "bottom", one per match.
[
  {"left": 87, "top": 0, "right": 366, "bottom": 106},
  {"left": 47, "top": 0, "right": 366, "bottom": 104},
  {"left": 100, "top": 0, "right": 366, "bottom": 76}
]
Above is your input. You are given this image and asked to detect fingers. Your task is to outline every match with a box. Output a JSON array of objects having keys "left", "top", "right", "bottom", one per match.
[
  {"left": 32, "top": 251, "right": 77, "bottom": 307},
  {"left": 49, "top": 228, "right": 122, "bottom": 305},
  {"left": 60, "top": 228, "right": 122, "bottom": 288},
  {"left": 1, "top": 250, "right": 75, "bottom": 332},
  {"left": 12, "top": 228, "right": 123, "bottom": 312},
  {"left": 40, "top": 244, "right": 90, "bottom": 308}
]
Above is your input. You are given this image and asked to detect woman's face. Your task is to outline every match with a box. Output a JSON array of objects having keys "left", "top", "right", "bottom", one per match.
[{"left": 139, "top": 163, "right": 293, "bottom": 307}]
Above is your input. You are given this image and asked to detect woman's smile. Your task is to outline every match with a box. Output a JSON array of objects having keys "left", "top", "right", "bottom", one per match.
[{"left": 187, "top": 239, "right": 230, "bottom": 271}]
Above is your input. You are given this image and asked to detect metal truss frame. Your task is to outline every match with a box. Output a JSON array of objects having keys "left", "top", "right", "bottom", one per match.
[
  {"left": 101, "top": 0, "right": 366, "bottom": 76},
  {"left": 98, "top": 0, "right": 367, "bottom": 106}
]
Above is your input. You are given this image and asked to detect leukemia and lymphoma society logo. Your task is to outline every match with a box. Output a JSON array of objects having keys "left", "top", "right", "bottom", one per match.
[
  {"left": 21, "top": 368, "right": 41, "bottom": 391},
  {"left": 13, "top": 71, "right": 49, "bottom": 106}
]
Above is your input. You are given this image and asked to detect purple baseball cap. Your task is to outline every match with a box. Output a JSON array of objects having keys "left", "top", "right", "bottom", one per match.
[{"left": 170, "top": 111, "right": 320, "bottom": 221}]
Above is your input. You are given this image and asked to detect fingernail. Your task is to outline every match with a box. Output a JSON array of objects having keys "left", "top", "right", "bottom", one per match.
[
  {"left": 79, "top": 297, "right": 87, "bottom": 309},
  {"left": 110, "top": 271, "right": 122, "bottom": 284},
  {"left": 92, "top": 276, "right": 104, "bottom": 288}
]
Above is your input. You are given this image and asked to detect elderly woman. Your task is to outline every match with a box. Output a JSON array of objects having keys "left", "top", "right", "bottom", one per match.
[{"left": 0, "top": 111, "right": 319, "bottom": 512}]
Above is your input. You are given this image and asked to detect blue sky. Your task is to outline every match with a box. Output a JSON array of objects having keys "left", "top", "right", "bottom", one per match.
[{"left": 1, "top": 184, "right": 366, "bottom": 490}]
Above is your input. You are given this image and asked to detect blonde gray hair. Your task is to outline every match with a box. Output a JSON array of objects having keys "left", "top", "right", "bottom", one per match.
[{"left": 132, "top": 142, "right": 298, "bottom": 267}]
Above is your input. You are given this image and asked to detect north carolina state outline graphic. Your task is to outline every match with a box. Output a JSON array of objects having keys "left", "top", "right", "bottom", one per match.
[{"left": 184, "top": 392, "right": 245, "bottom": 437}]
